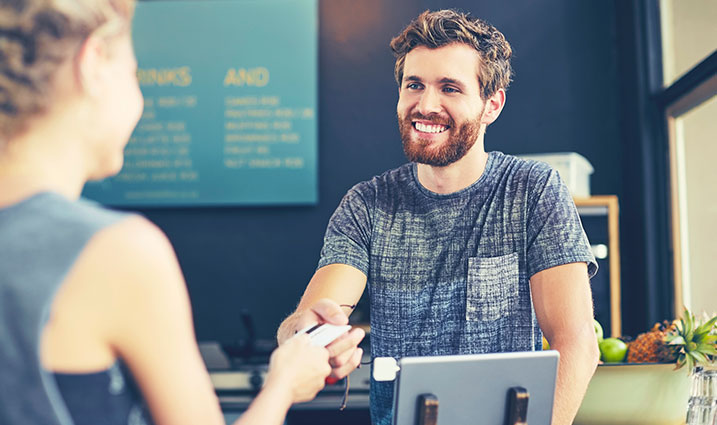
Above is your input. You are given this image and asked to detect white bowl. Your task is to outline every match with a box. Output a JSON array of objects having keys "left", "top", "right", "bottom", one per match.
[{"left": 574, "top": 363, "right": 691, "bottom": 425}]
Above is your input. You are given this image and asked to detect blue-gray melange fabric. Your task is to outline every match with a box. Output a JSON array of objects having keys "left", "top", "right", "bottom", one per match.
[
  {"left": 0, "top": 192, "right": 150, "bottom": 425},
  {"left": 317, "top": 151, "right": 597, "bottom": 425}
]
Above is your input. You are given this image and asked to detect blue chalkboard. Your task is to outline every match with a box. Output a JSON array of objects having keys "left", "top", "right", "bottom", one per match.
[{"left": 83, "top": 0, "right": 318, "bottom": 206}]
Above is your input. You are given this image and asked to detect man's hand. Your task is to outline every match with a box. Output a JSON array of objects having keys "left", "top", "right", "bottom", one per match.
[
  {"left": 293, "top": 298, "right": 350, "bottom": 330},
  {"left": 326, "top": 327, "right": 364, "bottom": 379},
  {"left": 281, "top": 298, "right": 365, "bottom": 380}
]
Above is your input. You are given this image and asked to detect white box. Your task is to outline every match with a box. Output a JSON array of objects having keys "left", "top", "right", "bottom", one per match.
[{"left": 516, "top": 152, "right": 594, "bottom": 198}]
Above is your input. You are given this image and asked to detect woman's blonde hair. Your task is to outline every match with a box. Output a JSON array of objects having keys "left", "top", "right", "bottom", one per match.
[{"left": 0, "top": 0, "right": 135, "bottom": 143}]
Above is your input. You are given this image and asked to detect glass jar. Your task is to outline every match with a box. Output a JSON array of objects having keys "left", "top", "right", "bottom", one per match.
[{"left": 686, "top": 368, "right": 717, "bottom": 425}]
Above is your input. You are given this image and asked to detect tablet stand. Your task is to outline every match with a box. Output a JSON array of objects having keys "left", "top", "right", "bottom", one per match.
[
  {"left": 415, "top": 386, "right": 529, "bottom": 425},
  {"left": 416, "top": 394, "right": 439, "bottom": 425}
]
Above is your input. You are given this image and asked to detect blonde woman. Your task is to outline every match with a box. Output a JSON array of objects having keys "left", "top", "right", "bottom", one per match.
[{"left": 0, "top": 1, "right": 363, "bottom": 424}]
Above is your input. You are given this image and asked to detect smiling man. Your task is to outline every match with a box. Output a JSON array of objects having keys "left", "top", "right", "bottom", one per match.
[{"left": 278, "top": 9, "right": 599, "bottom": 425}]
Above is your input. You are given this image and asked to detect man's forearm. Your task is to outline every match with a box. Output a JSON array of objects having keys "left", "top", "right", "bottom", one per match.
[
  {"left": 277, "top": 266, "right": 367, "bottom": 345},
  {"left": 550, "top": 331, "right": 599, "bottom": 425}
]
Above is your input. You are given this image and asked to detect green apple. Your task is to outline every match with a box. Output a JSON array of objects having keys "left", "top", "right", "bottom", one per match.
[
  {"left": 599, "top": 337, "right": 627, "bottom": 363},
  {"left": 594, "top": 319, "right": 604, "bottom": 342}
]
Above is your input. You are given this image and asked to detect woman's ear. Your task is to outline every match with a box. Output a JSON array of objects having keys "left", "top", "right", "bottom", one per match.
[{"left": 74, "top": 35, "right": 107, "bottom": 98}]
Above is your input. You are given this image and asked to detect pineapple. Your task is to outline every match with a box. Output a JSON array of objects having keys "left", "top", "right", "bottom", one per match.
[
  {"left": 665, "top": 309, "right": 717, "bottom": 371},
  {"left": 626, "top": 320, "right": 679, "bottom": 363}
]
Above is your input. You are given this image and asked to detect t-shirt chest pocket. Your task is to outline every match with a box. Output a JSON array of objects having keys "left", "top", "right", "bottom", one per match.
[{"left": 466, "top": 252, "right": 520, "bottom": 321}]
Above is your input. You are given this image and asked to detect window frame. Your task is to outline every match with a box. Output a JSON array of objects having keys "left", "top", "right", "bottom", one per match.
[{"left": 658, "top": 52, "right": 717, "bottom": 315}]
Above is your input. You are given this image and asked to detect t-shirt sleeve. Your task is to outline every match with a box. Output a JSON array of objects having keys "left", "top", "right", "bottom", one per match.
[
  {"left": 317, "top": 184, "right": 373, "bottom": 275},
  {"left": 525, "top": 167, "right": 598, "bottom": 278}
]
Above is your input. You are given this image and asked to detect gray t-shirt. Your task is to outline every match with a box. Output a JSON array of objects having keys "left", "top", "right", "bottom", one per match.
[{"left": 318, "top": 151, "right": 596, "bottom": 424}]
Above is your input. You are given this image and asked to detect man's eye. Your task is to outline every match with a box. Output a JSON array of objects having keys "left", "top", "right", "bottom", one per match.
[
  {"left": 406, "top": 83, "right": 422, "bottom": 90},
  {"left": 443, "top": 86, "right": 459, "bottom": 93}
]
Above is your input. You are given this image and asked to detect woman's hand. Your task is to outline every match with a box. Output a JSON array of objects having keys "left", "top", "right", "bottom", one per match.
[{"left": 264, "top": 334, "right": 332, "bottom": 404}]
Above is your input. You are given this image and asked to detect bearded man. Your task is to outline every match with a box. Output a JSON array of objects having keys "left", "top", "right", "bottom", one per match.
[{"left": 278, "top": 9, "right": 599, "bottom": 425}]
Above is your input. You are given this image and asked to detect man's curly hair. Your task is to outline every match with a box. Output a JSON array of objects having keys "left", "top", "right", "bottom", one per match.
[{"left": 390, "top": 9, "right": 513, "bottom": 100}]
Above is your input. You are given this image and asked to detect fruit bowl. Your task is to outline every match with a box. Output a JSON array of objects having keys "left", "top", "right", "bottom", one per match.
[{"left": 574, "top": 363, "right": 691, "bottom": 425}]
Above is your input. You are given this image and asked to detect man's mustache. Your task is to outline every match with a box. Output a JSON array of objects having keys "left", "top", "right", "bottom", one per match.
[{"left": 406, "top": 112, "right": 453, "bottom": 127}]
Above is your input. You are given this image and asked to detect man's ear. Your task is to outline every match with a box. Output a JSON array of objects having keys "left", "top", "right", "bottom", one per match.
[
  {"left": 481, "top": 88, "right": 506, "bottom": 126},
  {"left": 73, "top": 34, "right": 106, "bottom": 98}
]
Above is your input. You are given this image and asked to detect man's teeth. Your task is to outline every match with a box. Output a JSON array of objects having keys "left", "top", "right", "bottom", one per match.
[{"left": 414, "top": 122, "right": 447, "bottom": 133}]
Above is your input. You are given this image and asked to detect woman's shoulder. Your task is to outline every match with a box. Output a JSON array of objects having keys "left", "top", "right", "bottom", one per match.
[
  {"left": 83, "top": 214, "right": 183, "bottom": 291},
  {"left": 68, "top": 213, "right": 190, "bottom": 345},
  {"left": 41, "top": 214, "right": 186, "bottom": 372},
  {"left": 95, "top": 214, "right": 172, "bottom": 254}
]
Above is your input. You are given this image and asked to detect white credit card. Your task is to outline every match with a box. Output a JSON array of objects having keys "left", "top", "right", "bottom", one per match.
[{"left": 294, "top": 323, "right": 351, "bottom": 347}]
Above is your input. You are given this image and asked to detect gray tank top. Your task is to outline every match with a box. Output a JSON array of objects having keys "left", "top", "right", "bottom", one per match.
[{"left": 0, "top": 192, "right": 147, "bottom": 425}]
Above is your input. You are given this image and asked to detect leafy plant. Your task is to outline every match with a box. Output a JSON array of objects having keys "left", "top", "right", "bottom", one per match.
[{"left": 665, "top": 309, "right": 717, "bottom": 372}]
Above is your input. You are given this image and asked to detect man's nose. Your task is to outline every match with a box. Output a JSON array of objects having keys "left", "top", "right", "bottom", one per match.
[{"left": 416, "top": 88, "right": 442, "bottom": 115}]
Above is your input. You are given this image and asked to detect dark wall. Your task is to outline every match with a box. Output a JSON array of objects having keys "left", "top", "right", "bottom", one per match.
[{"left": 138, "top": 0, "right": 625, "bottom": 346}]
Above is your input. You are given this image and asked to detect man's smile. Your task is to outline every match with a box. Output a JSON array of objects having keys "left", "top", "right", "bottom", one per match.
[{"left": 413, "top": 121, "right": 450, "bottom": 134}]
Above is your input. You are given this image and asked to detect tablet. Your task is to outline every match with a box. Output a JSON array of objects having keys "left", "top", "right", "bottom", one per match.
[{"left": 392, "top": 350, "right": 559, "bottom": 425}]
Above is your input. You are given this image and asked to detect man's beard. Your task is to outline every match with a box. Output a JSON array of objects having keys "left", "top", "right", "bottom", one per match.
[{"left": 399, "top": 111, "right": 483, "bottom": 167}]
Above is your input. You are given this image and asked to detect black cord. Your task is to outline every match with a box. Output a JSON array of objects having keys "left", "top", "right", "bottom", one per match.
[
  {"left": 340, "top": 303, "right": 368, "bottom": 367},
  {"left": 339, "top": 375, "right": 349, "bottom": 411}
]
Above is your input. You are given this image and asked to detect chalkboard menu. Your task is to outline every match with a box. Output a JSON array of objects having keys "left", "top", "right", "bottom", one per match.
[{"left": 82, "top": 0, "right": 318, "bottom": 206}]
